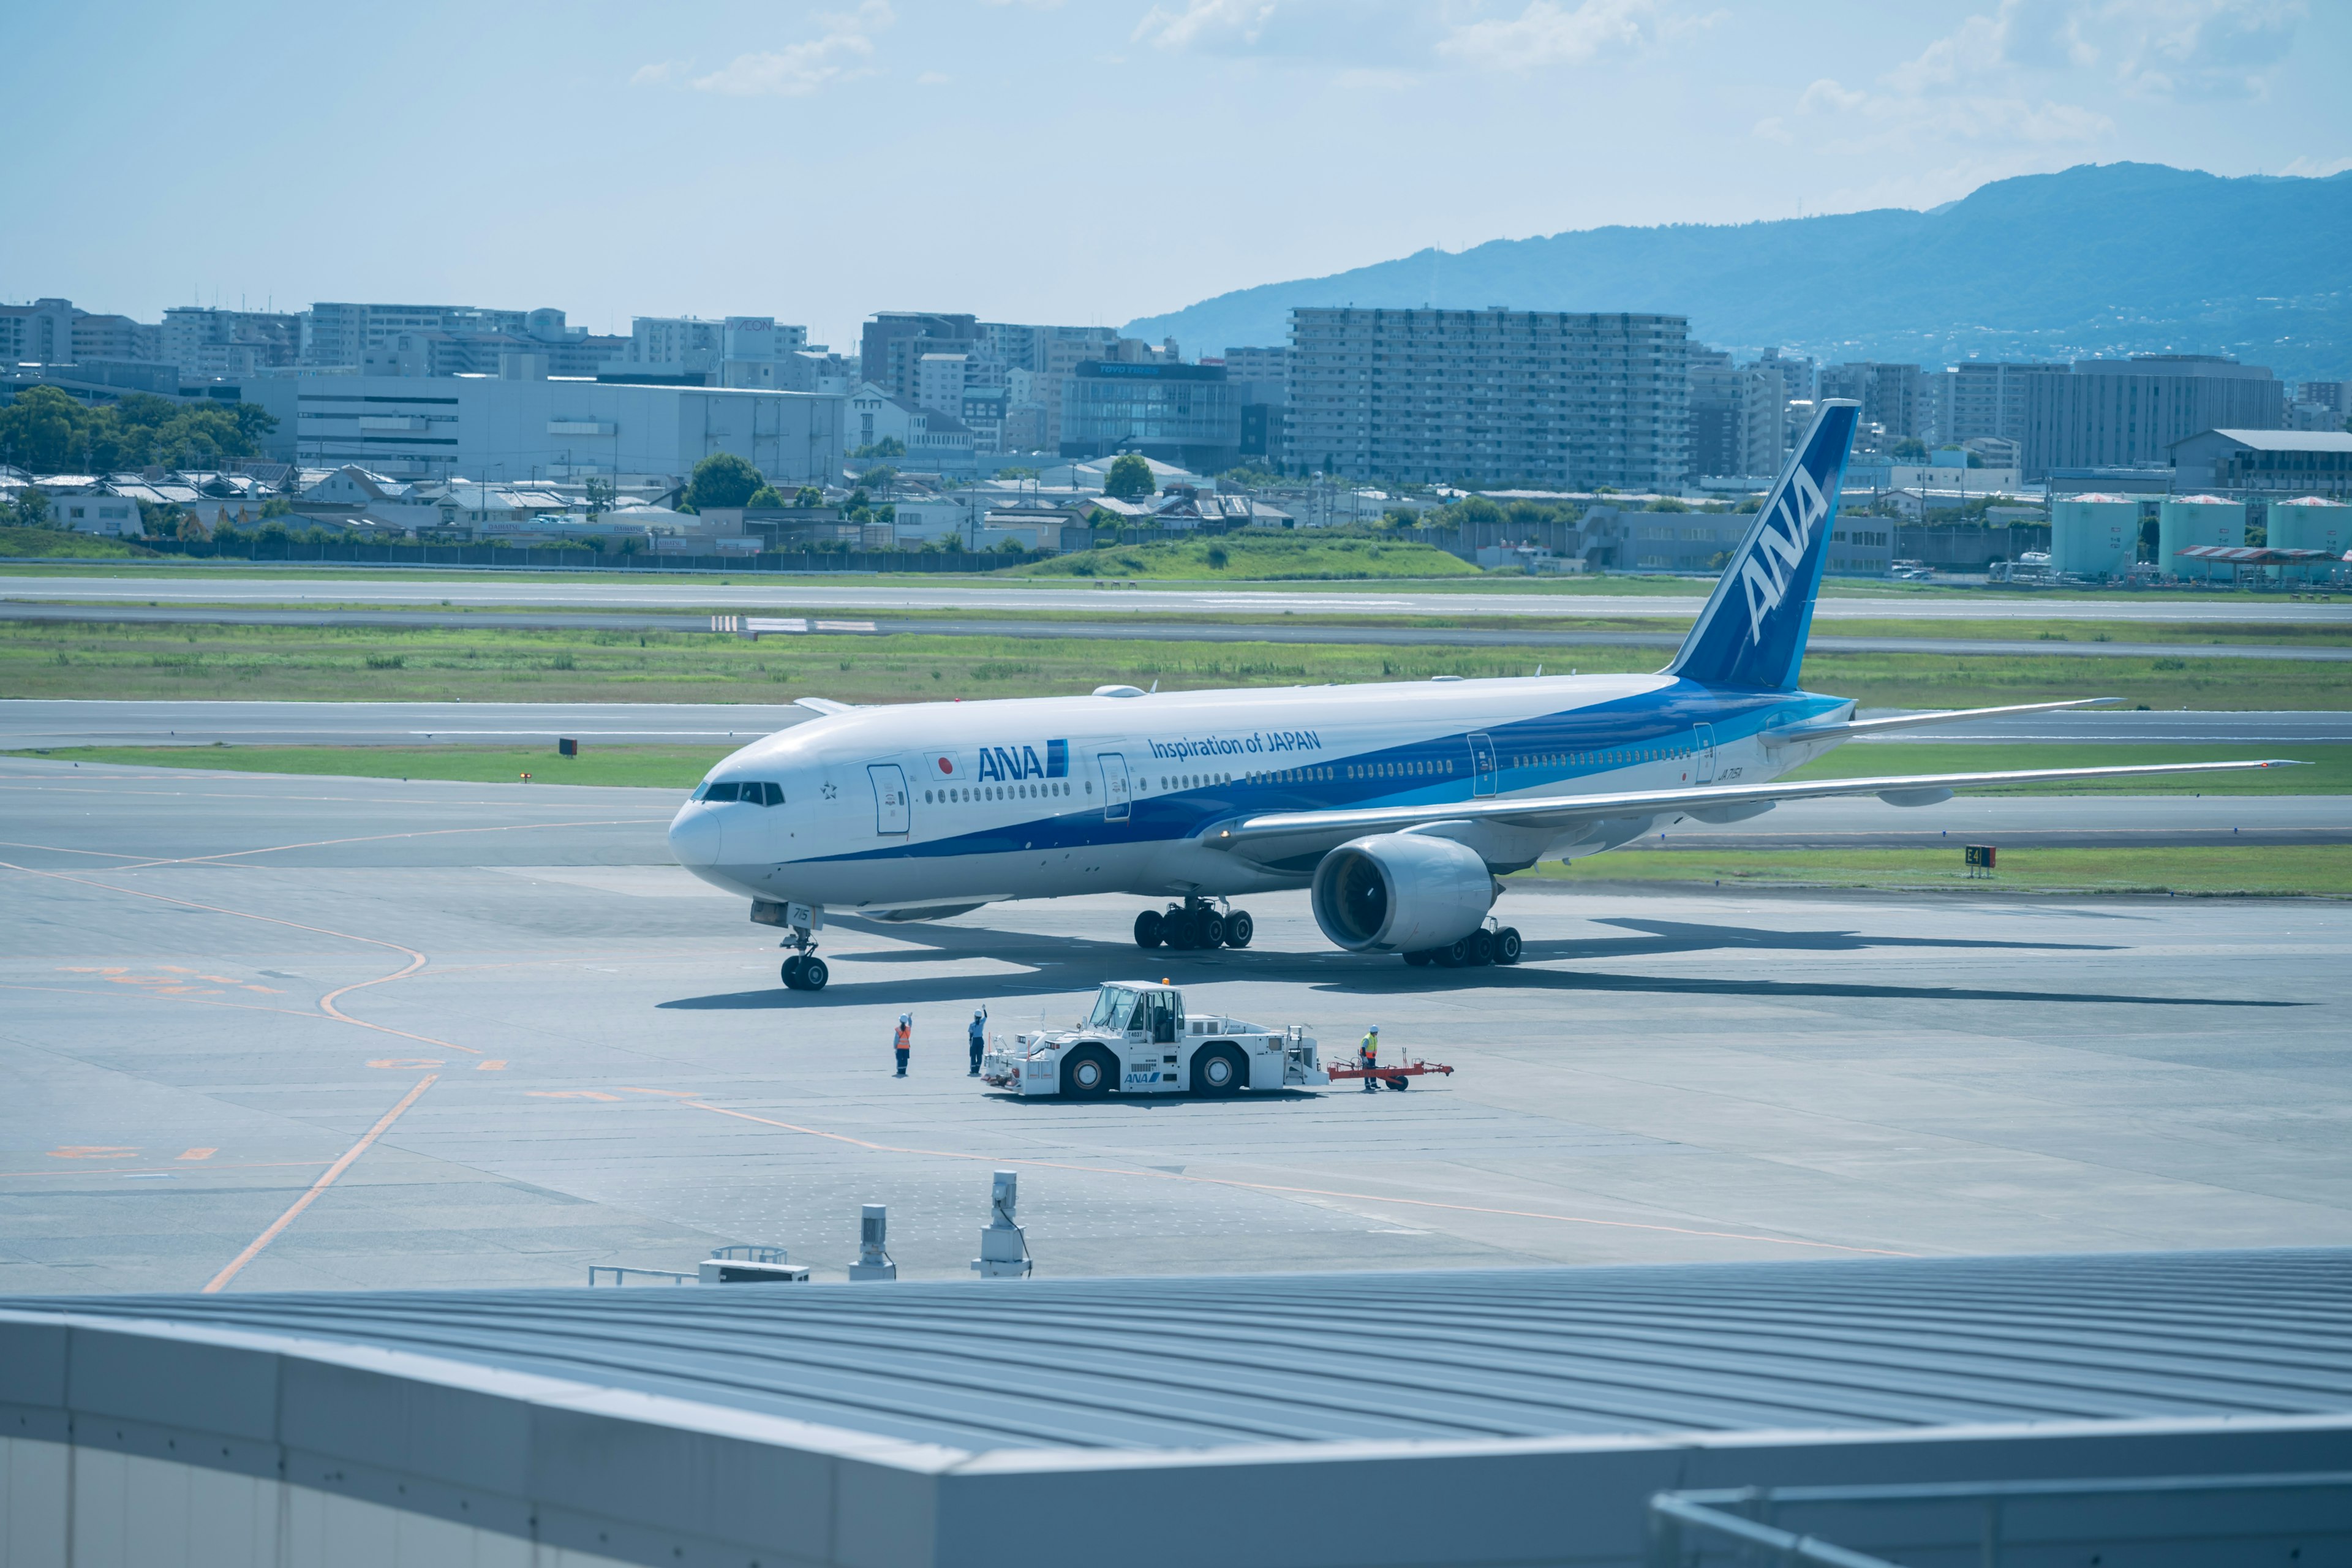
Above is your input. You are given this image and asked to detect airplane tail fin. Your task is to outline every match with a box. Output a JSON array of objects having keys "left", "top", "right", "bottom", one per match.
[{"left": 1664, "top": 399, "right": 1859, "bottom": 691}]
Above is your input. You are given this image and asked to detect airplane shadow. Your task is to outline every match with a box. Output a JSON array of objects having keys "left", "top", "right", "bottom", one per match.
[{"left": 657, "top": 913, "right": 2294, "bottom": 1013}]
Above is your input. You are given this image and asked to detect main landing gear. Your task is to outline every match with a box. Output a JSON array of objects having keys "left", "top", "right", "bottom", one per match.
[
  {"left": 1400, "top": 921, "right": 1522, "bottom": 970},
  {"left": 779, "top": 928, "right": 829, "bottom": 992},
  {"left": 1134, "top": 897, "right": 1255, "bottom": 952}
]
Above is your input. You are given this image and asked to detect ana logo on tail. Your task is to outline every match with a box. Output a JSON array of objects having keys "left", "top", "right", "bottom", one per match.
[{"left": 1737, "top": 465, "right": 1831, "bottom": 646}]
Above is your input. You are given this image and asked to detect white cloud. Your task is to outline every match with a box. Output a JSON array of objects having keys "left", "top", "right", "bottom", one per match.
[
  {"left": 1435, "top": 0, "right": 1679, "bottom": 71},
  {"left": 1133, "top": 0, "right": 1276, "bottom": 51},
  {"left": 1885, "top": 1, "right": 2302, "bottom": 102},
  {"left": 2277, "top": 153, "right": 2352, "bottom": 178},
  {"left": 687, "top": 2, "right": 895, "bottom": 97},
  {"left": 630, "top": 59, "right": 689, "bottom": 86},
  {"left": 918, "top": 70, "right": 953, "bottom": 85}
]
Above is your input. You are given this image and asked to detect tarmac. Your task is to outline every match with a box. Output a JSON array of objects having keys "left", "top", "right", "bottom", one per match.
[
  {"left": 4, "top": 755, "right": 2347, "bottom": 1297},
  {"left": 6, "top": 599, "right": 2346, "bottom": 661},
  {"left": 9, "top": 571, "right": 2351, "bottom": 624}
]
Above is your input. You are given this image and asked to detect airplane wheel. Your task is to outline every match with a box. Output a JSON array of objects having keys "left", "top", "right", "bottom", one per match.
[
  {"left": 1494, "top": 927, "right": 1523, "bottom": 965},
  {"left": 1224, "top": 910, "right": 1254, "bottom": 949},
  {"left": 797, "top": 958, "right": 828, "bottom": 992},
  {"left": 1402, "top": 948, "right": 1433, "bottom": 967},
  {"left": 1437, "top": 937, "right": 1471, "bottom": 967},
  {"left": 1467, "top": 930, "right": 1496, "bottom": 966},
  {"left": 1134, "top": 910, "right": 1164, "bottom": 948},
  {"left": 1062, "top": 1045, "right": 1115, "bottom": 1098},
  {"left": 1199, "top": 911, "right": 1227, "bottom": 949},
  {"left": 781, "top": 956, "right": 806, "bottom": 989}
]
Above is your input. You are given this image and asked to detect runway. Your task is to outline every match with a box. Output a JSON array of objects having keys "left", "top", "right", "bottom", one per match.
[
  {"left": 10, "top": 572, "right": 2351, "bottom": 624},
  {"left": 3, "top": 756, "right": 2347, "bottom": 1295},
  {"left": 6, "top": 599, "right": 2345, "bottom": 662},
  {"left": 5, "top": 698, "right": 2343, "bottom": 750}
]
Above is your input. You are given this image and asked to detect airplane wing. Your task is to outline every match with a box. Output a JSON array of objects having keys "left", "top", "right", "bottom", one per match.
[
  {"left": 1203, "top": 758, "right": 2304, "bottom": 852},
  {"left": 1760, "top": 696, "right": 2119, "bottom": 748},
  {"left": 794, "top": 698, "right": 858, "bottom": 716}
]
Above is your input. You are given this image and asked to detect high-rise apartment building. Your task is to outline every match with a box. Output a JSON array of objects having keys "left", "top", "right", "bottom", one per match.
[
  {"left": 2020, "top": 355, "right": 2284, "bottom": 479},
  {"left": 161, "top": 307, "right": 302, "bottom": 378},
  {"left": 1687, "top": 350, "right": 1784, "bottom": 479},
  {"left": 1932, "top": 361, "right": 2067, "bottom": 450},
  {"left": 0, "top": 299, "right": 83, "bottom": 365},
  {"left": 859, "top": 313, "right": 980, "bottom": 405},
  {"left": 1818, "top": 362, "right": 1928, "bottom": 445},
  {"left": 1286, "top": 307, "right": 1689, "bottom": 489}
]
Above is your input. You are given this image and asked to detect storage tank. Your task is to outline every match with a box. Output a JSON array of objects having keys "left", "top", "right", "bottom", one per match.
[
  {"left": 2049, "top": 493, "right": 2140, "bottom": 579},
  {"left": 2158, "top": 494, "right": 2244, "bottom": 580},
  {"left": 2267, "top": 496, "right": 2352, "bottom": 555}
]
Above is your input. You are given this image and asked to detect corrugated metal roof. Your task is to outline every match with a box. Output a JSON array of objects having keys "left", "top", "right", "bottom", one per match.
[{"left": 12, "top": 1250, "right": 2351, "bottom": 1456}]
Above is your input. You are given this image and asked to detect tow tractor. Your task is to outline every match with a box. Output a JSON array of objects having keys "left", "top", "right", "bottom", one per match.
[{"left": 981, "top": 981, "right": 1326, "bottom": 1098}]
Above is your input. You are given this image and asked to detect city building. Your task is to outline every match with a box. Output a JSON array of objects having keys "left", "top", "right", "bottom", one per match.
[
  {"left": 2021, "top": 356, "right": 2285, "bottom": 479},
  {"left": 914, "top": 352, "right": 972, "bottom": 417},
  {"left": 1687, "top": 349, "right": 1783, "bottom": 480},
  {"left": 244, "top": 375, "right": 845, "bottom": 486},
  {"left": 1818, "top": 362, "right": 1928, "bottom": 445},
  {"left": 2168, "top": 428, "right": 2352, "bottom": 496},
  {"left": 859, "top": 312, "right": 979, "bottom": 405},
  {"left": 845, "top": 383, "right": 975, "bottom": 473},
  {"left": 1286, "top": 307, "right": 1689, "bottom": 490},
  {"left": 1058, "top": 360, "right": 1240, "bottom": 474},
  {"left": 0, "top": 298, "right": 80, "bottom": 364},
  {"left": 1932, "top": 361, "right": 2068, "bottom": 450},
  {"left": 160, "top": 307, "right": 301, "bottom": 379},
  {"left": 603, "top": 315, "right": 809, "bottom": 387}
]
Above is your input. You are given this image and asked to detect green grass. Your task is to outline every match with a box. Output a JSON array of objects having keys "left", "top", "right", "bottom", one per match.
[
  {"left": 10, "top": 744, "right": 729, "bottom": 788},
  {"left": 1511, "top": 845, "right": 2351, "bottom": 897},
  {"left": 0, "top": 526, "right": 145, "bottom": 559},
  {"left": 1012, "top": 535, "right": 1480, "bottom": 580},
  {"left": 1784, "top": 742, "right": 2350, "bottom": 794},
  {"left": 7, "top": 619, "right": 2350, "bottom": 709}
]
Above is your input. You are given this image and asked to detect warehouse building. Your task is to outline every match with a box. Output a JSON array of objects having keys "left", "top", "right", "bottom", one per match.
[{"left": 5, "top": 1250, "right": 2346, "bottom": 1568}]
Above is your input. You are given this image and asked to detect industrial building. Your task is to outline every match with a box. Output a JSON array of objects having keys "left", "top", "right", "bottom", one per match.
[
  {"left": 2158, "top": 493, "right": 2244, "bottom": 579},
  {"left": 2169, "top": 428, "right": 2352, "bottom": 496},
  {"left": 1286, "top": 307, "right": 1690, "bottom": 491},
  {"left": 2021, "top": 356, "right": 2285, "bottom": 480},
  {"left": 2268, "top": 493, "right": 2352, "bottom": 552},
  {"left": 234, "top": 375, "right": 847, "bottom": 485},
  {"left": 2, "top": 1250, "right": 2346, "bottom": 1568},
  {"left": 2049, "top": 492, "right": 2142, "bottom": 578}
]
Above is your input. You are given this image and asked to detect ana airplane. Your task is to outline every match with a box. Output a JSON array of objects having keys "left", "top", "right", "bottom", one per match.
[{"left": 669, "top": 400, "right": 2296, "bottom": 992}]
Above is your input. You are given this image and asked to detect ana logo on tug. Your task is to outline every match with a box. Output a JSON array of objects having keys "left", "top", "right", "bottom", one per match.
[{"left": 1736, "top": 465, "right": 1830, "bottom": 646}]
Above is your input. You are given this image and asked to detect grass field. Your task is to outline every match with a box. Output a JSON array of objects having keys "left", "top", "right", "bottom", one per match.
[
  {"left": 1011, "top": 535, "right": 1479, "bottom": 579},
  {"left": 1512, "top": 845, "right": 2351, "bottom": 897},
  {"left": 8, "top": 619, "right": 2350, "bottom": 709},
  {"left": 0, "top": 527, "right": 144, "bottom": 560},
  {"left": 9, "top": 744, "right": 729, "bottom": 788}
]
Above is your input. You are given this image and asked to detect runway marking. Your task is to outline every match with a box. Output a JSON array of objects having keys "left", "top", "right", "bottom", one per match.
[
  {"left": 111, "top": 817, "right": 668, "bottom": 871},
  {"left": 526, "top": 1090, "right": 621, "bottom": 1101},
  {"left": 48, "top": 1146, "right": 137, "bottom": 1159},
  {"left": 0, "top": 839, "right": 149, "bottom": 861},
  {"left": 0, "top": 861, "right": 483, "bottom": 1054},
  {"left": 203, "top": 1072, "right": 439, "bottom": 1294},
  {"left": 0, "top": 1159, "right": 331, "bottom": 1180},
  {"left": 178, "top": 1148, "right": 217, "bottom": 1161},
  {"left": 477, "top": 1059, "right": 508, "bottom": 1071},
  {"left": 367, "top": 1058, "right": 442, "bottom": 1069},
  {"left": 679, "top": 1101, "right": 1914, "bottom": 1258}
]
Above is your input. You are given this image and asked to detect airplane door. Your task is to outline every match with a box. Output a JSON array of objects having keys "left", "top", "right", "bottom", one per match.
[
  {"left": 1468, "top": 732, "right": 1498, "bottom": 797},
  {"left": 1694, "top": 723, "right": 1717, "bottom": 785},
  {"left": 1098, "top": 753, "right": 1132, "bottom": 821},
  {"left": 868, "top": 764, "right": 910, "bottom": 835}
]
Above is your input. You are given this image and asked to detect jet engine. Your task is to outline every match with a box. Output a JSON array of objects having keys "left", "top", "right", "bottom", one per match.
[{"left": 1310, "top": 833, "right": 1496, "bottom": 953}]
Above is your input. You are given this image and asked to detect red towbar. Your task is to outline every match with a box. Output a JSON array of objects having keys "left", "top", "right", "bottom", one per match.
[{"left": 1326, "top": 1060, "right": 1454, "bottom": 1091}]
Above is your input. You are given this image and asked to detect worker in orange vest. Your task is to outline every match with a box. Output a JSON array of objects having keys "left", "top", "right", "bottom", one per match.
[
  {"left": 1358, "top": 1027, "right": 1380, "bottom": 1092},
  {"left": 893, "top": 1014, "right": 911, "bottom": 1077}
]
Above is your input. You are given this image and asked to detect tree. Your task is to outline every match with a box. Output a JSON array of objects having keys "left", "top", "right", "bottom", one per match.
[
  {"left": 1891, "top": 437, "right": 1929, "bottom": 462},
  {"left": 745, "top": 485, "right": 786, "bottom": 510},
  {"left": 858, "top": 465, "right": 899, "bottom": 492},
  {"left": 684, "top": 453, "right": 764, "bottom": 511},
  {"left": 849, "top": 437, "right": 905, "bottom": 459},
  {"left": 0, "top": 387, "right": 83, "bottom": 472},
  {"left": 793, "top": 486, "right": 824, "bottom": 508},
  {"left": 11, "top": 486, "right": 52, "bottom": 528},
  {"left": 1104, "top": 453, "right": 1156, "bottom": 500}
]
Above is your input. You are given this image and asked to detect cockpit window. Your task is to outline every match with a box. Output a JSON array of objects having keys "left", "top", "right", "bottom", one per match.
[{"left": 698, "top": 781, "right": 783, "bottom": 805}]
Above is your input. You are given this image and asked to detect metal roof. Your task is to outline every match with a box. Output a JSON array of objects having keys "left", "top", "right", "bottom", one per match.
[{"left": 12, "top": 1249, "right": 2351, "bottom": 1457}]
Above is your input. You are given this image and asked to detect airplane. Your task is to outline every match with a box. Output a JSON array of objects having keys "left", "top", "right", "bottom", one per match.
[{"left": 668, "top": 400, "right": 2297, "bottom": 992}]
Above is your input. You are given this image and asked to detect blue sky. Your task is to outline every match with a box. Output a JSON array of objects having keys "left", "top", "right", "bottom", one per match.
[{"left": 4, "top": 1, "right": 2345, "bottom": 350}]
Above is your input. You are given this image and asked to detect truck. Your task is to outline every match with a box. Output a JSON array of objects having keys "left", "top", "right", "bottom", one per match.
[{"left": 980, "top": 982, "right": 1326, "bottom": 1098}]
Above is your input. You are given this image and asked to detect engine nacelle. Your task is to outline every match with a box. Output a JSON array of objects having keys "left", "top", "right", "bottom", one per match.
[{"left": 1310, "top": 832, "right": 1496, "bottom": 953}]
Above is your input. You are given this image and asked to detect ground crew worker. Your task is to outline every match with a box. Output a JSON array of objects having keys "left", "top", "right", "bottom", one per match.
[
  {"left": 894, "top": 1014, "right": 912, "bottom": 1077},
  {"left": 1359, "top": 1027, "right": 1380, "bottom": 1092},
  {"left": 968, "top": 1008, "right": 987, "bottom": 1076}
]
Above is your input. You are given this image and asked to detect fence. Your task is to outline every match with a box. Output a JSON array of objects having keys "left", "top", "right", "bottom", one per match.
[{"left": 127, "top": 540, "right": 1052, "bottom": 572}]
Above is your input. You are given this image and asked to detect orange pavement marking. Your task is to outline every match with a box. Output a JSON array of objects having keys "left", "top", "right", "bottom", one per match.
[
  {"left": 113, "top": 818, "right": 666, "bottom": 872},
  {"left": 682, "top": 1101, "right": 1917, "bottom": 1259},
  {"left": 367, "top": 1058, "right": 443, "bottom": 1069},
  {"left": 0, "top": 1159, "right": 328, "bottom": 1180},
  {"left": 0, "top": 861, "right": 482, "bottom": 1055},
  {"left": 526, "top": 1090, "right": 620, "bottom": 1101},
  {"left": 619, "top": 1087, "right": 700, "bottom": 1097},
  {"left": 204, "top": 1074, "right": 439, "bottom": 1294},
  {"left": 178, "top": 1148, "right": 217, "bottom": 1161},
  {"left": 476, "top": 1060, "right": 508, "bottom": 1071},
  {"left": 48, "top": 1146, "right": 138, "bottom": 1159}
]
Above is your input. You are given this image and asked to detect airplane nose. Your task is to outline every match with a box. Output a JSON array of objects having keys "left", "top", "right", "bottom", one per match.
[{"left": 668, "top": 805, "right": 720, "bottom": 868}]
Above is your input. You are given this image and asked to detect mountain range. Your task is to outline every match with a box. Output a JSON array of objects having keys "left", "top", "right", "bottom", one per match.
[{"left": 1123, "top": 163, "right": 2351, "bottom": 381}]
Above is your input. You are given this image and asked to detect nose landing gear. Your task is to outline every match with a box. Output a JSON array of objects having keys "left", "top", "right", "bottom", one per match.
[
  {"left": 779, "top": 927, "right": 829, "bottom": 991},
  {"left": 1134, "top": 897, "right": 1254, "bottom": 951}
]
